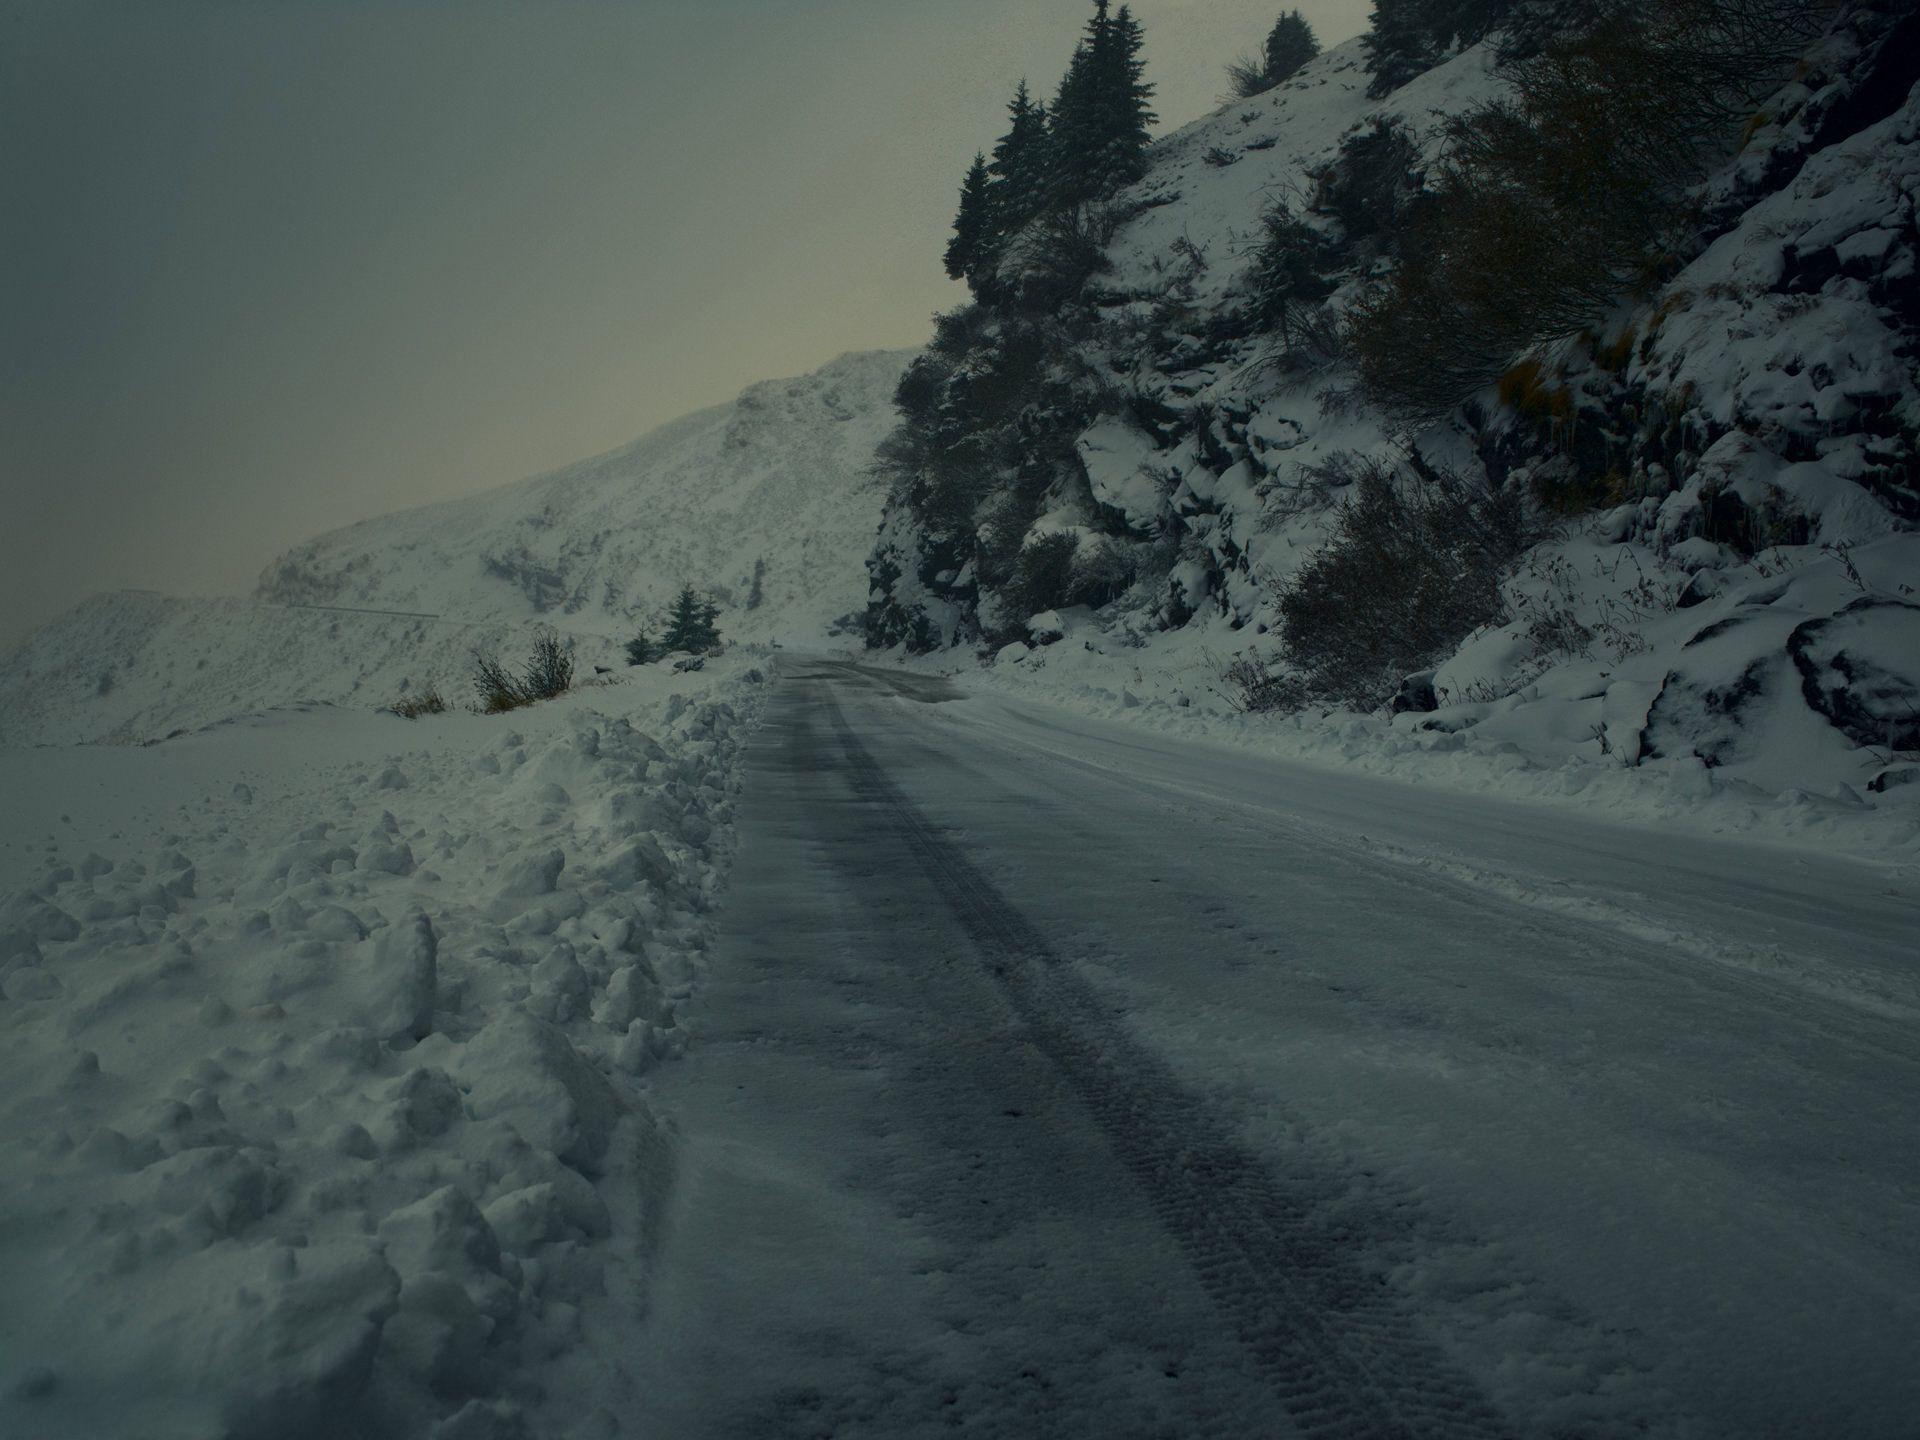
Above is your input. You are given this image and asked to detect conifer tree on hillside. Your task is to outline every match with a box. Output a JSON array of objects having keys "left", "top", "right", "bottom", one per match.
[
  {"left": 1264, "top": 10, "right": 1321, "bottom": 83},
  {"left": 1046, "top": 34, "right": 1101, "bottom": 207},
  {"left": 1363, "top": 0, "right": 1443, "bottom": 95},
  {"left": 1046, "top": 0, "right": 1156, "bottom": 208},
  {"left": 1230, "top": 9, "right": 1322, "bottom": 95},
  {"left": 988, "top": 80, "right": 1051, "bottom": 236},
  {"left": 661, "top": 585, "right": 721, "bottom": 653},
  {"left": 1089, "top": 5, "right": 1156, "bottom": 195},
  {"left": 937, "top": 0, "right": 1155, "bottom": 286},
  {"left": 945, "top": 153, "right": 999, "bottom": 281},
  {"left": 1363, "top": 0, "right": 1518, "bottom": 96}
]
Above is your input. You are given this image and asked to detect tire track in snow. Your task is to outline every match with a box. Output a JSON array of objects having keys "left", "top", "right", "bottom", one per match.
[{"left": 820, "top": 690, "right": 1515, "bottom": 1440}]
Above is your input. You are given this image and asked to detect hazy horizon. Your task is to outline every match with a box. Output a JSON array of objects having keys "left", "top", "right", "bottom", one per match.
[{"left": 1, "top": 0, "right": 1370, "bottom": 651}]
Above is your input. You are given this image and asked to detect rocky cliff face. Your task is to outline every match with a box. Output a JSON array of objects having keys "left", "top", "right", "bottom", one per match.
[{"left": 862, "top": 5, "right": 1919, "bottom": 798}]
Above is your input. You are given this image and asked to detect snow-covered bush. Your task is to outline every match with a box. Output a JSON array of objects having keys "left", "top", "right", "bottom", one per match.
[
  {"left": 393, "top": 686, "right": 447, "bottom": 720},
  {"left": 1307, "top": 116, "right": 1423, "bottom": 263},
  {"left": 521, "top": 632, "right": 574, "bottom": 701},
  {"left": 471, "top": 633, "right": 574, "bottom": 713},
  {"left": 998, "top": 532, "right": 1081, "bottom": 632},
  {"left": 1245, "top": 203, "right": 1339, "bottom": 365},
  {"left": 1277, "top": 459, "right": 1540, "bottom": 707},
  {"left": 472, "top": 651, "right": 524, "bottom": 713}
]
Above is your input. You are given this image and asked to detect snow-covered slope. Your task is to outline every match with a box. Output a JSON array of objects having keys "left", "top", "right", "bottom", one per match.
[
  {"left": 0, "top": 349, "right": 909, "bottom": 747},
  {"left": 0, "top": 349, "right": 906, "bottom": 1435},
  {"left": 866, "top": 11, "right": 1920, "bottom": 821}
]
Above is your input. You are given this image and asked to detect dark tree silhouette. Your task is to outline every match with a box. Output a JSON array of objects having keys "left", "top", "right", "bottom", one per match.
[
  {"left": 1230, "top": 9, "right": 1322, "bottom": 95},
  {"left": 1265, "top": 10, "right": 1321, "bottom": 81},
  {"left": 988, "top": 80, "right": 1051, "bottom": 237},
  {"left": 1047, "top": 1, "right": 1156, "bottom": 207},
  {"left": 945, "top": 153, "right": 999, "bottom": 281}
]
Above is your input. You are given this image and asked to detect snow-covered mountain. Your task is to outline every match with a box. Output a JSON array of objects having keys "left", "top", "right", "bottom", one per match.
[
  {"left": 0, "top": 349, "right": 909, "bottom": 747},
  {"left": 864, "top": 8, "right": 1920, "bottom": 810}
]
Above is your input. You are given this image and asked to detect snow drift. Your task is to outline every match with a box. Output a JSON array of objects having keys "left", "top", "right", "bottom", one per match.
[
  {"left": 1, "top": 659, "right": 765, "bottom": 1439},
  {"left": 0, "top": 348, "right": 909, "bottom": 1437}
]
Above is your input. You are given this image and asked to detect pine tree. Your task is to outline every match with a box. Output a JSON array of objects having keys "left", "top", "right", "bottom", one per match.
[
  {"left": 1363, "top": 0, "right": 1444, "bottom": 96},
  {"left": 988, "top": 81, "right": 1050, "bottom": 236},
  {"left": 1263, "top": 10, "right": 1320, "bottom": 83},
  {"left": 1431, "top": 0, "right": 1520, "bottom": 54},
  {"left": 1045, "top": 18, "right": 1104, "bottom": 208},
  {"left": 661, "top": 585, "right": 721, "bottom": 653},
  {"left": 944, "top": 153, "right": 999, "bottom": 282},
  {"left": 1363, "top": 0, "right": 1518, "bottom": 97},
  {"left": 1046, "top": 0, "right": 1155, "bottom": 207},
  {"left": 1088, "top": 5, "right": 1155, "bottom": 195}
]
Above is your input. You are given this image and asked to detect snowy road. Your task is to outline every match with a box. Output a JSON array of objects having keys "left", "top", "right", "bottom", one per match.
[{"left": 636, "top": 658, "right": 1920, "bottom": 1438}]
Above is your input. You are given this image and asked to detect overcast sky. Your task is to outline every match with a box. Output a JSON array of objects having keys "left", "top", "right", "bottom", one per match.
[{"left": 1, "top": 0, "right": 1370, "bottom": 649}]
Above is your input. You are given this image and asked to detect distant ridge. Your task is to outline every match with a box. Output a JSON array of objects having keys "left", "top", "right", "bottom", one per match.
[{"left": 0, "top": 349, "right": 913, "bottom": 746}]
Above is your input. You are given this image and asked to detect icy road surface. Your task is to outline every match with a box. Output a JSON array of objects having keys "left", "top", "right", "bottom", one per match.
[{"left": 637, "top": 658, "right": 1920, "bottom": 1439}]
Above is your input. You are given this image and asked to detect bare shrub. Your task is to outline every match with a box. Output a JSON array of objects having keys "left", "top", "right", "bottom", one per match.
[
  {"left": 1346, "top": 115, "right": 1660, "bottom": 417},
  {"left": 1260, "top": 449, "right": 1371, "bottom": 522},
  {"left": 521, "top": 630, "right": 574, "bottom": 701},
  {"left": 393, "top": 686, "right": 447, "bottom": 720},
  {"left": 1277, "top": 460, "right": 1541, "bottom": 707},
  {"left": 471, "top": 631, "right": 574, "bottom": 714},
  {"left": 1221, "top": 652, "right": 1313, "bottom": 712},
  {"left": 1225, "top": 57, "right": 1273, "bottom": 98},
  {"left": 1514, "top": 548, "right": 1680, "bottom": 667},
  {"left": 471, "top": 651, "right": 524, "bottom": 714}
]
